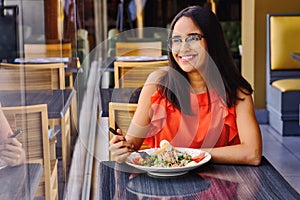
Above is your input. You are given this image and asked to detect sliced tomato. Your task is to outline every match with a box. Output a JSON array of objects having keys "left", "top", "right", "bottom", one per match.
[
  {"left": 132, "top": 157, "right": 143, "bottom": 165},
  {"left": 192, "top": 152, "right": 206, "bottom": 162}
]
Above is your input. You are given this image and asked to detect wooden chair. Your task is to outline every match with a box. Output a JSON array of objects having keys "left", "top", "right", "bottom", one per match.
[
  {"left": 0, "top": 62, "right": 65, "bottom": 90},
  {"left": 115, "top": 41, "right": 162, "bottom": 56},
  {"left": 266, "top": 14, "right": 300, "bottom": 135},
  {"left": 109, "top": 102, "right": 138, "bottom": 136},
  {"left": 108, "top": 102, "right": 149, "bottom": 160},
  {"left": 114, "top": 60, "right": 168, "bottom": 88},
  {"left": 0, "top": 104, "right": 58, "bottom": 199}
]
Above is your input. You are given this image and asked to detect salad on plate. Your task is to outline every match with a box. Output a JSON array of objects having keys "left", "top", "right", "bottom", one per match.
[{"left": 130, "top": 140, "right": 207, "bottom": 168}]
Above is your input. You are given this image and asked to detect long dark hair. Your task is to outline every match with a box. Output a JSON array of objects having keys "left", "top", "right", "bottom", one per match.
[{"left": 159, "top": 6, "right": 252, "bottom": 114}]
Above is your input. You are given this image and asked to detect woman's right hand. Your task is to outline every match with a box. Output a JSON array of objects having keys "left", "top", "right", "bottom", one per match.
[
  {"left": 0, "top": 137, "right": 25, "bottom": 166},
  {"left": 109, "top": 129, "right": 133, "bottom": 163}
]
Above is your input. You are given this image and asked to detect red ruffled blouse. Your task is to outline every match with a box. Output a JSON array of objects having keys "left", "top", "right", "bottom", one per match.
[{"left": 143, "top": 90, "right": 240, "bottom": 148}]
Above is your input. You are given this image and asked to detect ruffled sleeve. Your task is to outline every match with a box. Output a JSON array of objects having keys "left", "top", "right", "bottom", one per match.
[
  {"left": 145, "top": 91, "right": 168, "bottom": 137},
  {"left": 144, "top": 91, "right": 179, "bottom": 147}
]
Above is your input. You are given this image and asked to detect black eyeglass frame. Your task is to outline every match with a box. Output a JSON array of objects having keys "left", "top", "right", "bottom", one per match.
[{"left": 168, "top": 33, "right": 205, "bottom": 51}]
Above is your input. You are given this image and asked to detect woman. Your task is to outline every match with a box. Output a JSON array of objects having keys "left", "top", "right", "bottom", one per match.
[
  {"left": 0, "top": 103, "right": 25, "bottom": 167},
  {"left": 110, "top": 6, "right": 262, "bottom": 165}
]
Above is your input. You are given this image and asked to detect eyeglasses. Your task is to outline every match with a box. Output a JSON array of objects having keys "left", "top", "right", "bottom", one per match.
[{"left": 169, "top": 34, "right": 205, "bottom": 52}]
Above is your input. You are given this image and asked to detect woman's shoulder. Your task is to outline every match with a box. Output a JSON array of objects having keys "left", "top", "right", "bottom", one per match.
[
  {"left": 135, "top": 68, "right": 170, "bottom": 107},
  {"left": 138, "top": 69, "right": 166, "bottom": 102},
  {"left": 145, "top": 68, "right": 168, "bottom": 85}
]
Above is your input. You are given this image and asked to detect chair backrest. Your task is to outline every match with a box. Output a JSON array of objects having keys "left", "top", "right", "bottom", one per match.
[
  {"left": 24, "top": 43, "right": 72, "bottom": 59},
  {"left": 108, "top": 102, "right": 149, "bottom": 153},
  {"left": 115, "top": 41, "right": 162, "bottom": 56},
  {"left": 267, "top": 14, "right": 300, "bottom": 84},
  {"left": 114, "top": 60, "right": 168, "bottom": 88},
  {"left": 0, "top": 62, "right": 65, "bottom": 90},
  {"left": 109, "top": 102, "right": 137, "bottom": 136},
  {"left": 109, "top": 102, "right": 141, "bottom": 160},
  {"left": 0, "top": 104, "right": 56, "bottom": 199}
]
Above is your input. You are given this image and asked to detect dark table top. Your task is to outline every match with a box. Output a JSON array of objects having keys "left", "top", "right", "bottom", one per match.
[
  {"left": 291, "top": 52, "right": 300, "bottom": 61},
  {"left": 0, "top": 163, "right": 43, "bottom": 200},
  {"left": 99, "top": 157, "right": 300, "bottom": 199},
  {"left": 100, "top": 88, "right": 141, "bottom": 117},
  {"left": 0, "top": 89, "right": 74, "bottom": 118}
]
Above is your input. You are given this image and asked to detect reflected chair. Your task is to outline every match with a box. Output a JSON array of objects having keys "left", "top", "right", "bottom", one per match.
[
  {"left": 0, "top": 62, "right": 65, "bottom": 90},
  {"left": 0, "top": 62, "right": 72, "bottom": 182},
  {"left": 24, "top": 43, "right": 74, "bottom": 89},
  {"left": 115, "top": 41, "right": 162, "bottom": 56},
  {"left": 114, "top": 60, "right": 168, "bottom": 88},
  {"left": 24, "top": 43, "right": 79, "bottom": 139},
  {"left": 266, "top": 14, "right": 300, "bottom": 135},
  {"left": 1, "top": 104, "right": 58, "bottom": 199}
]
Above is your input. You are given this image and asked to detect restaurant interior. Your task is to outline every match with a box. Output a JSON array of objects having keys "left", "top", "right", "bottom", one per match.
[{"left": 0, "top": 0, "right": 300, "bottom": 199}]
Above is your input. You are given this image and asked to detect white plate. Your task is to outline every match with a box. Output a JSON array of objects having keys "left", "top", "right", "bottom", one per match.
[{"left": 126, "top": 148, "right": 211, "bottom": 177}]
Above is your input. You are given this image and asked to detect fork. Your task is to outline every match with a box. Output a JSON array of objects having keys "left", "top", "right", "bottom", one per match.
[
  {"left": 8, "top": 129, "right": 23, "bottom": 138},
  {"left": 109, "top": 127, "right": 150, "bottom": 160}
]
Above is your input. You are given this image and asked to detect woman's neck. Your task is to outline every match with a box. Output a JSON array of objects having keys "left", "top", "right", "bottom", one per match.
[{"left": 188, "top": 72, "right": 207, "bottom": 93}]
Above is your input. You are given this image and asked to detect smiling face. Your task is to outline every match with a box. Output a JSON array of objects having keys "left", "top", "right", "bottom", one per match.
[{"left": 171, "top": 16, "right": 208, "bottom": 73}]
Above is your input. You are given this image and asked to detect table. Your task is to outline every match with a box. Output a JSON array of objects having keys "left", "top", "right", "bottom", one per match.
[
  {"left": 0, "top": 163, "right": 43, "bottom": 200},
  {"left": 0, "top": 89, "right": 74, "bottom": 181},
  {"left": 0, "top": 89, "right": 73, "bottom": 117},
  {"left": 291, "top": 52, "right": 300, "bottom": 61},
  {"left": 100, "top": 88, "right": 141, "bottom": 117},
  {"left": 99, "top": 157, "right": 300, "bottom": 199}
]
